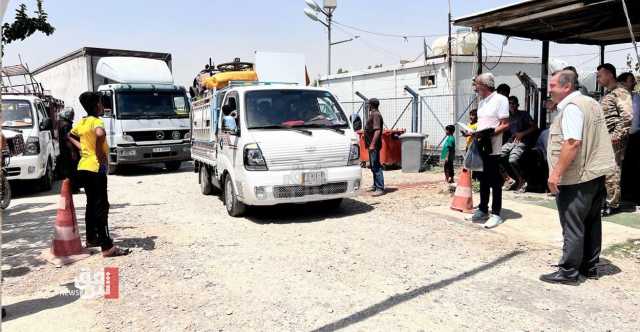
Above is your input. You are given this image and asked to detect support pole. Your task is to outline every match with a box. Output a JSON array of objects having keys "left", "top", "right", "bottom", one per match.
[
  {"left": 597, "top": 45, "right": 606, "bottom": 94},
  {"left": 327, "top": 13, "right": 332, "bottom": 76},
  {"left": 476, "top": 31, "right": 483, "bottom": 76},
  {"left": 355, "top": 91, "right": 368, "bottom": 124},
  {"left": 404, "top": 86, "right": 420, "bottom": 133},
  {"left": 539, "top": 40, "right": 549, "bottom": 129}
]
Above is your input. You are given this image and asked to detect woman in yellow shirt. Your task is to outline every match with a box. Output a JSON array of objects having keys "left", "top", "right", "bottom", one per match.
[{"left": 68, "top": 92, "right": 129, "bottom": 257}]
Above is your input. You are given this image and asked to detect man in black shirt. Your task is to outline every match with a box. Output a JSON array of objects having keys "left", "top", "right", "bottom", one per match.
[
  {"left": 500, "top": 96, "right": 537, "bottom": 191},
  {"left": 364, "top": 98, "right": 385, "bottom": 196}
]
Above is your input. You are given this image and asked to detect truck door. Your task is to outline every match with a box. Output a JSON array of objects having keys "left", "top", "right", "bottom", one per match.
[
  {"left": 100, "top": 91, "right": 116, "bottom": 148},
  {"left": 217, "top": 92, "right": 240, "bottom": 171},
  {"left": 35, "top": 101, "right": 54, "bottom": 159}
]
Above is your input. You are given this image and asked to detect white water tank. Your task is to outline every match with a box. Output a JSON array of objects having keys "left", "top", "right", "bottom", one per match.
[{"left": 431, "top": 32, "right": 478, "bottom": 56}]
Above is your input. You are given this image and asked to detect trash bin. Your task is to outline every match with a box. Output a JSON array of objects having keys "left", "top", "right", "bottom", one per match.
[
  {"left": 357, "top": 129, "right": 405, "bottom": 168},
  {"left": 399, "top": 133, "right": 427, "bottom": 173}
]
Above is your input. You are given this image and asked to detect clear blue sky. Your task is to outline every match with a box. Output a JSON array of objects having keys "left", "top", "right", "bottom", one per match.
[{"left": 3, "top": 0, "right": 634, "bottom": 88}]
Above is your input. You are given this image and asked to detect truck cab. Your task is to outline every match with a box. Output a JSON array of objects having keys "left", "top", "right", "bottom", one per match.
[
  {"left": 98, "top": 83, "right": 191, "bottom": 173},
  {"left": 1, "top": 94, "right": 58, "bottom": 189},
  {"left": 192, "top": 83, "right": 362, "bottom": 217}
]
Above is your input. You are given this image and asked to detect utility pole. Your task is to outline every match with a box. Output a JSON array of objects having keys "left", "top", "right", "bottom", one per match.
[
  {"left": 327, "top": 11, "right": 332, "bottom": 76},
  {"left": 448, "top": 0, "right": 452, "bottom": 73}
]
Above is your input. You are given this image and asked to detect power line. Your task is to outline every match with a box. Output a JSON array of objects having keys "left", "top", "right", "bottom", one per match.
[{"left": 332, "top": 19, "right": 445, "bottom": 40}]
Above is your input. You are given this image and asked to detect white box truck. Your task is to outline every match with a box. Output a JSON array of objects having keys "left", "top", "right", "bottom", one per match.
[{"left": 33, "top": 47, "right": 190, "bottom": 173}]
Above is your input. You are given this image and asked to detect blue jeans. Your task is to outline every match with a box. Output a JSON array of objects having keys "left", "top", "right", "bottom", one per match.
[{"left": 369, "top": 149, "right": 384, "bottom": 190}]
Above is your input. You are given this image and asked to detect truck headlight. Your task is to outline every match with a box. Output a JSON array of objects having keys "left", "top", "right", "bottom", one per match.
[
  {"left": 244, "top": 143, "right": 268, "bottom": 171},
  {"left": 122, "top": 135, "right": 134, "bottom": 143},
  {"left": 184, "top": 132, "right": 191, "bottom": 140},
  {"left": 24, "top": 136, "right": 40, "bottom": 156},
  {"left": 348, "top": 144, "right": 360, "bottom": 165}
]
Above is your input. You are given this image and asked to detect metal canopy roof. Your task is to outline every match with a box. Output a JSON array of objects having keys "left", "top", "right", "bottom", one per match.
[
  {"left": 1, "top": 64, "right": 31, "bottom": 77},
  {"left": 453, "top": 0, "right": 640, "bottom": 45}
]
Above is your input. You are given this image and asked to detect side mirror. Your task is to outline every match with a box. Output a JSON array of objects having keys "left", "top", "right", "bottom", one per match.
[
  {"left": 101, "top": 92, "right": 114, "bottom": 117},
  {"left": 350, "top": 114, "right": 363, "bottom": 131},
  {"left": 40, "top": 118, "right": 53, "bottom": 131}
]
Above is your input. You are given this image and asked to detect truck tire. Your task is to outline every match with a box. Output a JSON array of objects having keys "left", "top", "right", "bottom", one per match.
[
  {"left": 165, "top": 161, "right": 182, "bottom": 171},
  {"left": 0, "top": 174, "right": 11, "bottom": 209},
  {"left": 108, "top": 164, "right": 120, "bottom": 175},
  {"left": 224, "top": 175, "right": 246, "bottom": 217},
  {"left": 40, "top": 160, "right": 54, "bottom": 191},
  {"left": 199, "top": 166, "right": 213, "bottom": 195}
]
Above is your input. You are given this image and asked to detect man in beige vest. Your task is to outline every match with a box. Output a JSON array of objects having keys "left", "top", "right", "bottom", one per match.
[{"left": 541, "top": 70, "right": 616, "bottom": 285}]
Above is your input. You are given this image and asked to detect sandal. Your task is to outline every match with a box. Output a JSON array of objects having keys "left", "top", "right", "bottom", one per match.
[{"left": 102, "top": 246, "right": 130, "bottom": 257}]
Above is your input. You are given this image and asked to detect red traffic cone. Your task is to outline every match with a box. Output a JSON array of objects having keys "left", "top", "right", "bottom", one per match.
[
  {"left": 42, "top": 179, "right": 91, "bottom": 266},
  {"left": 450, "top": 168, "right": 474, "bottom": 213}
]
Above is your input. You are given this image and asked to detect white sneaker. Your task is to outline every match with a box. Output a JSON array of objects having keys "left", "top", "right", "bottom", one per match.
[
  {"left": 466, "top": 210, "right": 489, "bottom": 222},
  {"left": 483, "top": 214, "right": 504, "bottom": 229}
]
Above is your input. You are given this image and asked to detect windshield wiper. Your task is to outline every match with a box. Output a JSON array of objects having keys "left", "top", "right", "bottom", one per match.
[
  {"left": 249, "top": 125, "right": 312, "bottom": 136},
  {"left": 294, "top": 123, "right": 346, "bottom": 135}
]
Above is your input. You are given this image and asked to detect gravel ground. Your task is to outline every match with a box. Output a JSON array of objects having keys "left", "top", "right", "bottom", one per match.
[{"left": 2, "top": 162, "right": 640, "bottom": 331}]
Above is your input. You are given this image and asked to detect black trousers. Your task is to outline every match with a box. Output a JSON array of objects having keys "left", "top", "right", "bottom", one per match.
[
  {"left": 556, "top": 176, "right": 606, "bottom": 276},
  {"left": 77, "top": 170, "right": 113, "bottom": 251},
  {"left": 444, "top": 160, "right": 454, "bottom": 182},
  {"left": 479, "top": 154, "right": 502, "bottom": 215}
]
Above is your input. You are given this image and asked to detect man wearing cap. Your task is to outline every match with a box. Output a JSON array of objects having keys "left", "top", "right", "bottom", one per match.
[
  {"left": 364, "top": 98, "right": 385, "bottom": 197},
  {"left": 597, "top": 63, "right": 633, "bottom": 216},
  {"left": 469, "top": 73, "right": 510, "bottom": 229}
]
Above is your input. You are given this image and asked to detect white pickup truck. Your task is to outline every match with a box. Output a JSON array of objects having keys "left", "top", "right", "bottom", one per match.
[
  {"left": 1, "top": 94, "right": 58, "bottom": 189},
  {"left": 191, "top": 82, "right": 362, "bottom": 217}
]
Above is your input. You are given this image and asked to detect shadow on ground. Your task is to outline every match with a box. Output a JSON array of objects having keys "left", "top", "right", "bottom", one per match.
[
  {"left": 311, "top": 250, "right": 524, "bottom": 332},
  {"left": 114, "top": 236, "right": 157, "bottom": 251},
  {"left": 2, "top": 202, "right": 130, "bottom": 278},
  {"left": 246, "top": 198, "right": 374, "bottom": 224},
  {"left": 2, "top": 282, "right": 80, "bottom": 322},
  {"left": 114, "top": 162, "right": 194, "bottom": 177}
]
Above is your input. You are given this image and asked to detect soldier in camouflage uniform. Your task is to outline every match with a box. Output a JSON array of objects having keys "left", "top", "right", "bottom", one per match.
[{"left": 596, "top": 63, "right": 633, "bottom": 215}]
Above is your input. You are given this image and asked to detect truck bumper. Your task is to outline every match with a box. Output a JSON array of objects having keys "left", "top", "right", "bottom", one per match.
[
  {"left": 111, "top": 143, "right": 191, "bottom": 166},
  {"left": 235, "top": 165, "right": 362, "bottom": 206},
  {"left": 6, "top": 155, "right": 44, "bottom": 181}
]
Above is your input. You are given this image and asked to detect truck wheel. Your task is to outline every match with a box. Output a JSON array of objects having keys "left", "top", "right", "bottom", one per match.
[
  {"left": 0, "top": 175, "right": 11, "bottom": 209},
  {"left": 224, "top": 175, "right": 246, "bottom": 217},
  {"left": 40, "top": 161, "right": 54, "bottom": 191},
  {"left": 165, "top": 161, "right": 182, "bottom": 172},
  {"left": 108, "top": 164, "right": 119, "bottom": 175},
  {"left": 199, "top": 166, "right": 213, "bottom": 195}
]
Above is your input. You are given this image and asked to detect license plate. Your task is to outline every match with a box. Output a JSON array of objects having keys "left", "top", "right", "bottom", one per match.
[
  {"left": 302, "top": 171, "right": 326, "bottom": 186},
  {"left": 153, "top": 147, "right": 171, "bottom": 153}
]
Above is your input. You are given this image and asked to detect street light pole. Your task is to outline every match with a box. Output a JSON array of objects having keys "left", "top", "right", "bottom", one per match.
[
  {"left": 327, "top": 12, "right": 331, "bottom": 76},
  {"left": 305, "top": 0, "right": 338, "bottom": 76}
]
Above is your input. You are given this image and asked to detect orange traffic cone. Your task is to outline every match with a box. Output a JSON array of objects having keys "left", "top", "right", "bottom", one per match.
[
  {"left": 450, "top": 168, "right": 474, "bottom": 213},
  {"left": 42, "top": 179, "right": 91, "bottom": 266}
]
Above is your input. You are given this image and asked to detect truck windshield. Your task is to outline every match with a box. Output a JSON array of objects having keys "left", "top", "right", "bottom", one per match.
[
  {"left": 1, "top": 100, "right": 34, "bottom": 128},
  {"left": 245, "top": 90, "right": 348, "bottom": 129},
  {"left": 116, "top": 91, "right": 189, "bottom": 119}
]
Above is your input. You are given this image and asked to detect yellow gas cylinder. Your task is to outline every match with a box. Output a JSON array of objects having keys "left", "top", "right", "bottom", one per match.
[{"left": 203, "top": 71, "right": 258, "bottom": 89}]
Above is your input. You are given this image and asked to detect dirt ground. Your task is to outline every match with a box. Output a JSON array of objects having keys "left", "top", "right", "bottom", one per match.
[{"left": 2, "top": 163, "right": 640, "bottom": 332}]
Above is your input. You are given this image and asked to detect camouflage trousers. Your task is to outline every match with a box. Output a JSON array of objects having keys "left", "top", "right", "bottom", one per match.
[{"left": 605, "top": 138, "right": 627, "bottom": 208}]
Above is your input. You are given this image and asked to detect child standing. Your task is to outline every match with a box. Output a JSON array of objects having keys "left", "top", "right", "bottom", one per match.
[{"left": 441, "top": 125, "right": 456, "bottom": 183}]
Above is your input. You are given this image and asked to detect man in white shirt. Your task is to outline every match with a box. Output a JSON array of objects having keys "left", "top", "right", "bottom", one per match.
[
  {"left": 541, "top": 70, "right": 615, "bottom": 285},
  {"left": 469, "top": 73, "right": 510, "bottom": 228}
]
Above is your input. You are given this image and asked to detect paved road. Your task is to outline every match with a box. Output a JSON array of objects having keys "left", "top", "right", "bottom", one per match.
[{"left": 2, "top": 163, "right": 640, "bottom": 331}]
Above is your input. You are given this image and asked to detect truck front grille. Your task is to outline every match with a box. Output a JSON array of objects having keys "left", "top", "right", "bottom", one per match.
[
  {"left": 127, "top": 130, "right": 189, "bottom": 142},
  {"left": 273, "top": 182, "right": 348, "bottom": 199}
]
